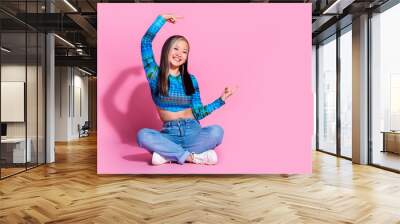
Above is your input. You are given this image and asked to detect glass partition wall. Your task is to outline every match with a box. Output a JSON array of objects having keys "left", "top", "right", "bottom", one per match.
[
  {"left": 316, "top": 26, "right": 353, "bottom": 159},
  {"left": 0, "top": 1, "right": 46, "bottom": 179}
]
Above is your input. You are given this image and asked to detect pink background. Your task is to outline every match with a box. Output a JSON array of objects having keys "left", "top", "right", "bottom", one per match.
[{"left": 97, "top": 3, "right": 312, "bottom": 174}]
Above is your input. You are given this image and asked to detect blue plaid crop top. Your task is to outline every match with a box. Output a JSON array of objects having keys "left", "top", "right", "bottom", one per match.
[{"left": 141, "top": 15, "right": 225, "bottom": 120}]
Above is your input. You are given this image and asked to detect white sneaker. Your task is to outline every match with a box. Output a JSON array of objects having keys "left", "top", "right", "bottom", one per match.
[
  {"left": 192, "top": 150, "right": 218, "bottom": 165},
  {"left": 152, "top": 152, "right": 169, "bottom": 165}
]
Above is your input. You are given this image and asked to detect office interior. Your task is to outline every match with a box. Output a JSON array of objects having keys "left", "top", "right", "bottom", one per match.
[{"left": 1, "top": 0, "right": 400, "bottom": 223}]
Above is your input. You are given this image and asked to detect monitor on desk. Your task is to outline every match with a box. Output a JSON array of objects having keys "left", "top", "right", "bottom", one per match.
[{"left": 1, "top": 123, "right": 7, "bottom": 138}]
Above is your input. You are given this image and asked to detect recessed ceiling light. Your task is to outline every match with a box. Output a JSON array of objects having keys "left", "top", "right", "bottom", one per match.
[
  {"left": 1, "top": 47, "right": 11, "bottom": 53},
  {"left": 54, "top": 34, "right": 75, "bottom": 48},
  {"left": 78, "top": 67, "right": 93, "bottom": 76},
  {"left": 322, "top": 0, "right": 355, "bottom": 15},
  {"left": 63, "top": 0, "right": 78, "bottom": 12}
]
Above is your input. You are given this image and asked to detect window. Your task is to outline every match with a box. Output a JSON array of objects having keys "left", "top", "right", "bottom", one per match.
[
  {"left": 340, "top": 27, "right": 352, "bottom": 158},
  {"left": 317, "top": 36, "right": 337, "bottom": 154},
  {"left": 371, "top": 3, "right": 400, "bottom": 171}
]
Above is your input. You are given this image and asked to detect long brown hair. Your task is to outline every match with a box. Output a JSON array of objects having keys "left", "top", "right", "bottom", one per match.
[{"left": 158, "top": 35, "right": 195, "bottom": 96}]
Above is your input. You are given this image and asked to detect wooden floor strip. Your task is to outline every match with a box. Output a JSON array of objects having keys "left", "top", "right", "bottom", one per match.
[{"left": 1, "top": 134, "right": 400, "bottom": 223}]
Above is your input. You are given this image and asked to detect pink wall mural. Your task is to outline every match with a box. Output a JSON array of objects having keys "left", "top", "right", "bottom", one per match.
[{"left": 97, "top": 3, "right": 313, "bottom": 174}]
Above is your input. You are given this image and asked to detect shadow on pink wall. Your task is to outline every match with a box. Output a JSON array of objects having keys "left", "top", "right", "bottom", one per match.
[{"left": 102, "top": 66, "right": 161, "bottom": 149}]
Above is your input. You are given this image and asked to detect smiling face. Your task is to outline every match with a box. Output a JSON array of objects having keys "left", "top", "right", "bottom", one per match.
[
  {"left": 158, "top": 35, "right": 192, "bottom": 96},
  {"left": 168, "top": 39, "right": 189, "bottom": 69}
]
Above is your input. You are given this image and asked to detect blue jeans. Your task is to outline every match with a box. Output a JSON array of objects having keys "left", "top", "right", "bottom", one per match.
[{"left": 136, "top": 118, "right": 224, "bottom": 164}]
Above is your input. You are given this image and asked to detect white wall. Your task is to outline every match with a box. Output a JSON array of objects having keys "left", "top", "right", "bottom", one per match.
[
  {"left": 1, "top": 66, "right": 26, "bottom": 134},
  {"left": 1, "top": 63, "right": 46, "bottom": 164},
  {"left": 55, "top": 66, "right": 69, "bottom": 141},
  {"left": 55, "top": 67, "right": 89, "bottom": 141},
  {"left": 1, "top": 65, "right": 41, "bottom": 137}
]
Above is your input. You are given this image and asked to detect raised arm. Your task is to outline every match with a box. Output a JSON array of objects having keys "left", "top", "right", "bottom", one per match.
[
  {"left": 191, "top": 75, "right": 225, "bottom": 120},
  {"left": 141, "top": 15, "right": 166, "bottom": 91}
]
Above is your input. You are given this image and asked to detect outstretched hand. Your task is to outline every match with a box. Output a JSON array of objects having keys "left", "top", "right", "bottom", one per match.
[
  {"left": 221, "top": 85, "right": 238, "bottom": 102},
  {"left": 161, "top": 14, "right": 184, "bottom": 24}
]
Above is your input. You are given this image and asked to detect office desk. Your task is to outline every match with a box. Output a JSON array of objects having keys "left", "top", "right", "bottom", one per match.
[
  {"left": 1, "top": 138, "right": 32, "bottom": 163},
  {"left": 381, "top": 131, "right": 400, "bottom": 154}
]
